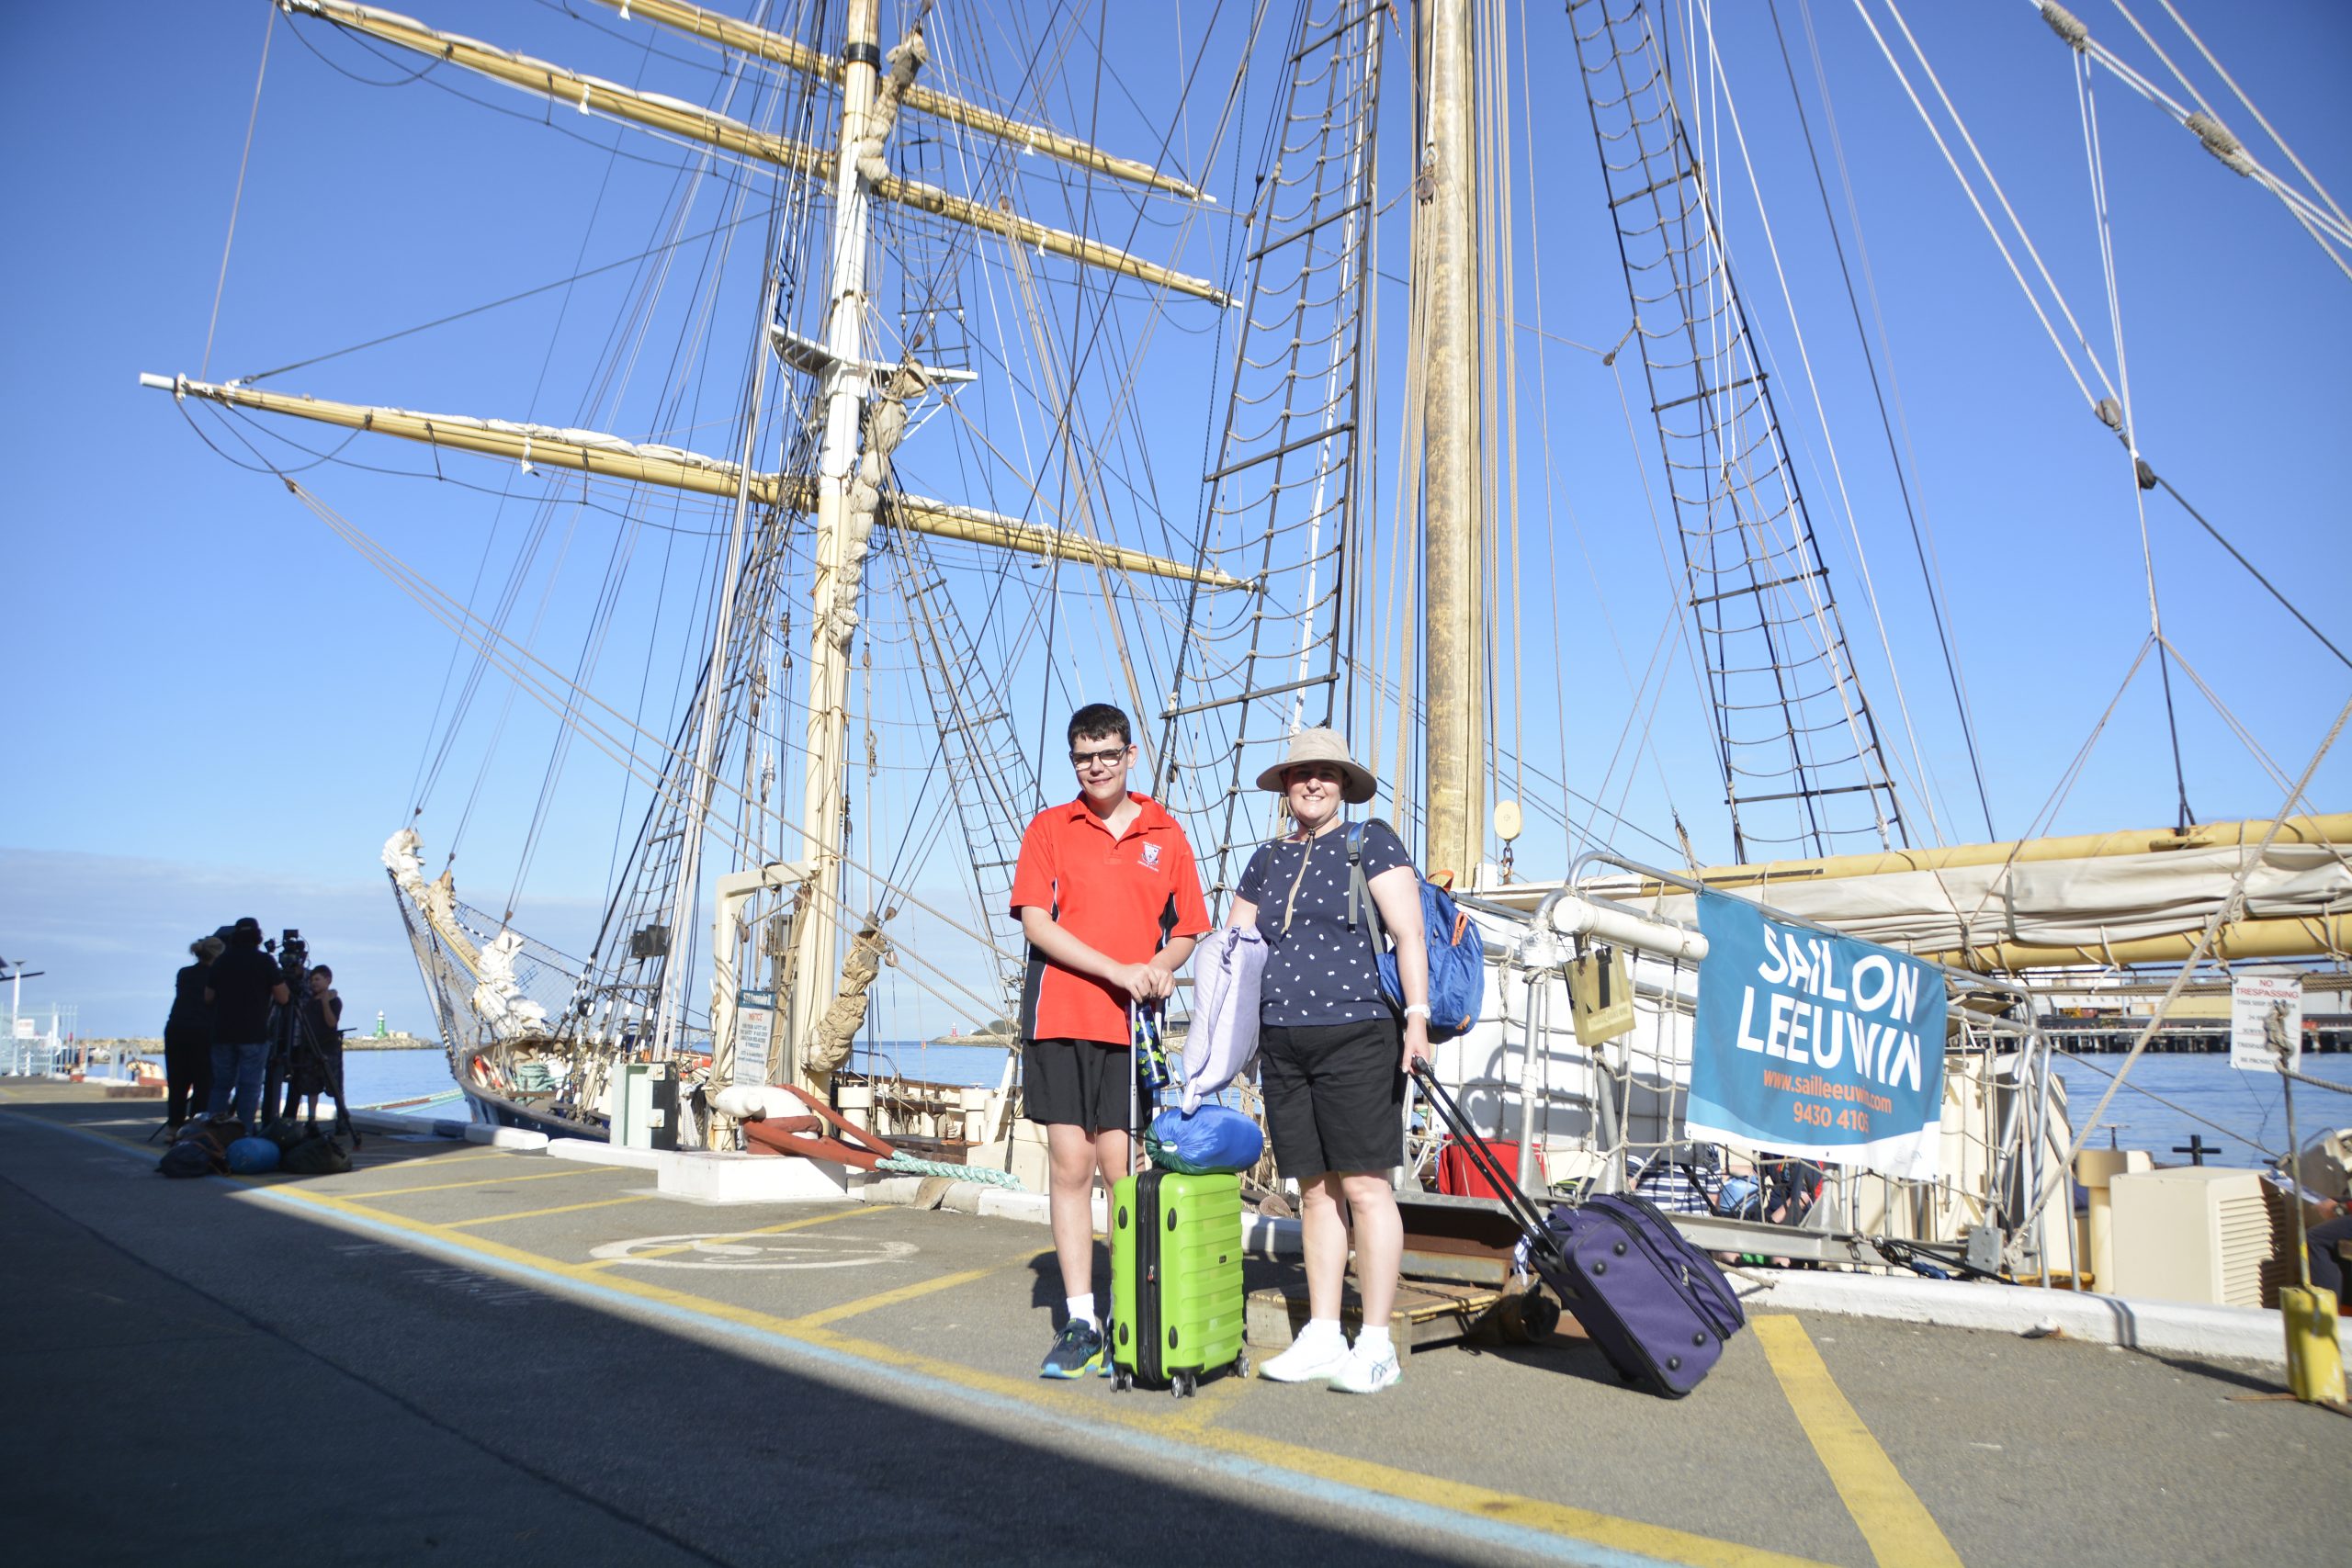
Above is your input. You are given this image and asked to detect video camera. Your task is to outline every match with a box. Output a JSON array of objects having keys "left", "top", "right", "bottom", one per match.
[{"left": 266, "top": 928, "right": 310, "bottom": 987}]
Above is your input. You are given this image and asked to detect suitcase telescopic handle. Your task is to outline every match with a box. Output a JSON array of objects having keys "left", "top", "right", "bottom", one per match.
[{"left": 1407, "top": 1062, "right": 1562, "bottom": 1260}]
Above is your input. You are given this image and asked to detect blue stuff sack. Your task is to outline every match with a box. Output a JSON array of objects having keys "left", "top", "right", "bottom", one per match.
[
  {"left": 1146, "top": 1104, "right": 1264, "bottom": 1175},
  {"left": 1345, "top": 825, "right": 1487, "bottom": 1039},
  {"left": 226, "top": 1136, "right": 282, "bottom": 1175}
]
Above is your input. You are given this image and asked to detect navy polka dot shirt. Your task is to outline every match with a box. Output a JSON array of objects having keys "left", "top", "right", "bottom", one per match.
[{"left": 1238, "top": 818, "right": 1411, "bottom": 1027}]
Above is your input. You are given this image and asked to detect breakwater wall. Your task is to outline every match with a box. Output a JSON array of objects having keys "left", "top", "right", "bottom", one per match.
[{"left": 80, "top": 1034, "right": 436, "bottom": 1055}]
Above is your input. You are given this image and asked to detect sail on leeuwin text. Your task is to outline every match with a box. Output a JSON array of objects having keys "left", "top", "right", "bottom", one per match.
[{"left": 1685, "top": 891, "right": 1949, "bottom": 1182}]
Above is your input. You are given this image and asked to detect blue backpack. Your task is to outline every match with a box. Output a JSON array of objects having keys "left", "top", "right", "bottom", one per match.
[{"left": 1344, "top": 824, "right": 1486, "bottom": 1039}]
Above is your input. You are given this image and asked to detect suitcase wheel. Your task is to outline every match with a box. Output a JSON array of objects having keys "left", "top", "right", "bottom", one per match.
[
  {"left": 1500, "top": 1289, "right": 1560, "bottom": 1344},
  {"left": 1172, "top": 1370, "right": 1198, "bottom": 1398},
  {"left": 1112, "top": 1367, "right": 1135, "bottom": 1393},
  {"left": 1233, "top": 1347, "right": 1251, "bottom": 1379}
]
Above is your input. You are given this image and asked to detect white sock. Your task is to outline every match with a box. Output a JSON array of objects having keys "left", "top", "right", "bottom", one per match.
[
  {"left": 1294, "top": 1317, "right": 1345, "bottom": 1348},
  {"left": 1066, "top": 1292, "right": 1097, "bottom": 1329},
  {"left": 1355, "top": 1324, "right": 1393, "bottom": 1355}
]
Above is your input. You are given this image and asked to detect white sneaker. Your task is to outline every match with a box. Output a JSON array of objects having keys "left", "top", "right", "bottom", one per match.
[
  {"left": 1331, "top": 1342, "right": 1401, "bottom": 1394},
  {"left": 1258, "top": 1330, "right": 1351, "bottom": 1382}
]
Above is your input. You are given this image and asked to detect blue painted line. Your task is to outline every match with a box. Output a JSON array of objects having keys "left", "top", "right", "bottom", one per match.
[{"left": 6, "top": 1108, "right": 1718, "bottom": 1568}]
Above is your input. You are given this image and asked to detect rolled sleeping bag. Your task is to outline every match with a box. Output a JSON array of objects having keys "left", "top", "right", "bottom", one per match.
[{"left": 226, "top": 1136, "right": 282, "bottom": 1175}]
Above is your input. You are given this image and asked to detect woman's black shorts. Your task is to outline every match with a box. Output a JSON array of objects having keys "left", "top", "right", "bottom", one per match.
[
  {"left": 1258, "top": 1016, "right": 1403, "bottom": 1181},
  {"left": 1021, "top": 1038, "right": 1135, "bottom": 1134}
]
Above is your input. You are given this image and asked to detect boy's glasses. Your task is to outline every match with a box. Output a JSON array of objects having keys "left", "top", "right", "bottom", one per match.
[{"left": 1069, "top": 745, "right": 1131, "bottom": 770}]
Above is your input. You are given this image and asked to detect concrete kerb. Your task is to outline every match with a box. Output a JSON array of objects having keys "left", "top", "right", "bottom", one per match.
[
  {"left": 344, "top": 1108, "right": 547, "bottom": 1152},
  {"left": 346, "top": 1108, "right": 468, "bottom": 1140},
  {"left": 1733, "top": 1266, "right": 2288, "bottom": 1369}
]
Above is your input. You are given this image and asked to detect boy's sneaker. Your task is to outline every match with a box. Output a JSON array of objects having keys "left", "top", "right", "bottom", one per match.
[
  {"left": 1331, "top": 1342, "right": 1402, "bottom": 1394},
  {"left": 1039, "top": 1319, "right": 1106, "bottom": 1380},
  {"left": 1257, "top": 1329, "right": 1351, "bottom": 1383}
]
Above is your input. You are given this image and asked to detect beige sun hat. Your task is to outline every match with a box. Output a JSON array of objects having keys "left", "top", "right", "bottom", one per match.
[{"left": 1255, "top": 726, "right": 1377, "bottom": 805}]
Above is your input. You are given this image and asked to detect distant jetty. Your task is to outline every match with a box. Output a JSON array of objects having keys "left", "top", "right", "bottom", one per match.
[
  {"left": 926, "top": 1017, "right": 1017, "bottom": 1048},
  {"left": 81, "top": 1032, "right": 437, "bottom": 1056}
]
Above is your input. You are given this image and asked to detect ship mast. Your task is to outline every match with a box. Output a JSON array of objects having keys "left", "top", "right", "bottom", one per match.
[
  {"left": 782, "top": 0, "right": 889, "bottom": 1092},
  {"left": 1419, "top": 0, "right": 1485, "bottom": 886}
]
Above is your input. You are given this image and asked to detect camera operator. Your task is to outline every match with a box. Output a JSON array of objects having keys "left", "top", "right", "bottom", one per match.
[
  {"left": 289, "top": 963, "right": 345, "bottom": 1127},
  {"left": 261, "top": 931, "right": 310, "bottom": 1125},
  {"left": 204, "top": 918, "right": 288, "bottom": 1127}
]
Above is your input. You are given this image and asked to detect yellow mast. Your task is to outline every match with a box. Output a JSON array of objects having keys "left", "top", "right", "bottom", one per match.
[
  {"left": 136, "top": 376, "right": 1240, "bottom": 589},
  {"left": 1669, "top": 814, "right": 2351, "bottom": 888},
  {"left": 1419, "top": 0, "right": 1485, "bottom": 886},
  {"left": 280, "top": 0, "right": 1229, "bottom": 304},
  {"left": 1934, "top": 917, "right": 2352, "bottom": 972},
  {"left": 585, "top": 0, "right": 1204, "bottom": 199},
  {"left": 1591, "top": 813, "right": 2352, "bottom": 971}
]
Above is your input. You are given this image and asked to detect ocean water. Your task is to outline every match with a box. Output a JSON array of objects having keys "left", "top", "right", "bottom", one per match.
[{"left": 2052, "top": 1050, "right": 2352, "bottom": 1169}]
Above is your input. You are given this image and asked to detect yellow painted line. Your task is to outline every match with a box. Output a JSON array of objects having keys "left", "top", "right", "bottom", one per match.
[
  {"left": 257, "top": 1185, "right": 1826, "bottom": 1568},
  {"left": 349, "top": 1166, "right": 620, "bottom": 1199},
  {"left": 437, "top": 1192, "right": 660, "bottom": 1229},
  {"left": 1754, "top": 1315, "right": 1963, "bottom": 1568},
  {"left": 1160, "top": 1356, "right": 1258, "bottom": 1432},
  {"left": 786, "top": 1265, "right": 1003, "bottom": 1329}
]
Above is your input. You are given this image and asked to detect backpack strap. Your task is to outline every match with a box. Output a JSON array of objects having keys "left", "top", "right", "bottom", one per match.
[{"left": 1344, "top": 823, "right": 1390, "bottom": 951}]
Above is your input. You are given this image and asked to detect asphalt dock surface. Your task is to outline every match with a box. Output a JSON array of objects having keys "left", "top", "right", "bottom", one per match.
[{"left": 5, "top": 1079, "right": 2345, "bottom": 1567}]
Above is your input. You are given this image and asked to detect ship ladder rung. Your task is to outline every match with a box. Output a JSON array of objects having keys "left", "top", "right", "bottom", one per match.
[
  {"left": 1291, "top": 1, "right": 1381, "bottom": 62},
  {"left": 1245, "top": 195, "right": 1374, "bottom": 265},
  {"left": 1160, "top": 671, "right": 1337, "bottom": 721},
  {"left": 1204, "top": 419, "right": 1356, "bottom": 485},
  {"left": 1652, "top": 371, "right": 1766, "bottom": 415},
  {"left": 1607, "top": 161, "right": 1703, "bottom": 210}
]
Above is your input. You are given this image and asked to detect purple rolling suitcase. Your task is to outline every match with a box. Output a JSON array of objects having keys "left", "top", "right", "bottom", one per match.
[{"left": 1409, "top": 1065, "right": 1745, "bottom": 1397}]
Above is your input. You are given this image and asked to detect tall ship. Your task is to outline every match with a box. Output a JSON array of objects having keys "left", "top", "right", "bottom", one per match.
[{"left": 148, "top": 0, "right": 2348, "bottom": 1284}]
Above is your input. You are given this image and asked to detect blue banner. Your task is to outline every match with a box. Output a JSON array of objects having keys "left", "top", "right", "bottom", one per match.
[{"left": 1685, "top": 891, "right": 1949, "bottom": 1180}]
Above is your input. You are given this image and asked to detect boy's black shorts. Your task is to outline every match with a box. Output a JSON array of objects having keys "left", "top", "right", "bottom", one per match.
[
  {"left": 1257, "top": 1016, "right": 1404, "bottom": 1180},
  {"left": 1021, "top": 1037, "right": 1135, "bottom": 1134}
]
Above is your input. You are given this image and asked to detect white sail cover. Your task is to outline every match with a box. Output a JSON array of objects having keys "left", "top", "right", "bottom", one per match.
[
  {"left": 1584, "top": 836, "right": 2351, "bottom": 957},
  {"left": 470, "top": 930, "right": 549, "bottom": 1039}
]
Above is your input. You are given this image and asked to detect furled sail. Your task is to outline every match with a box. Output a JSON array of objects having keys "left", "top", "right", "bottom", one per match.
[{"left": 1581, "top": 815, "right": 2352, "bottom": 967}]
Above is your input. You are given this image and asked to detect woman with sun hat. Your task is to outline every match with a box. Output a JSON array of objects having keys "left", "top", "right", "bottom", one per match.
[{"left": 1226, "top": 727, "right": 1430, "bottom": 1394}]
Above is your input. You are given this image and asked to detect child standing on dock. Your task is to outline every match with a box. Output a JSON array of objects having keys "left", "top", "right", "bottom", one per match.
[{"left": 1012, "top": 704, "right": 1208, "bottom": 1379}]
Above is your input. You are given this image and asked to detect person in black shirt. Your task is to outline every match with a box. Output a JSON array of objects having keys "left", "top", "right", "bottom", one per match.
[
  {"left": 288, "top": 964, "right": 345, "bottom": 1125},
  {"left": 163, "top": 936, "right": 222, "bottom": 1132},
  {"left": 204, "top": 918, "right": 289, "bottom": 1126}
]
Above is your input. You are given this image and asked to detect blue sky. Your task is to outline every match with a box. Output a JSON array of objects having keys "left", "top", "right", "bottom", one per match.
[{"left": 3, "top": 0, "right": 2346, "bottom": 1038}]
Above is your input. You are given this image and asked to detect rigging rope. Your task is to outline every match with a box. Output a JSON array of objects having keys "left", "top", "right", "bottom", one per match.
[
  {"left": 201, "top": 5, "right": 276, "bottom": 383},
  {"left": 1770, "top": 0, "right": 1996, "bottom": 841},
  {"left": 2046, "top": 685, "right": 2352, "bottom": 1212},
  {"left": 2066, "top": 14, "right": 2196, "bottom": 829},
  {"left": 1690, "top": 0, "right": 1942, "bottom": 849},
  {"left": 2148, "top": 472, "right": 2352, "bottom": 673}
]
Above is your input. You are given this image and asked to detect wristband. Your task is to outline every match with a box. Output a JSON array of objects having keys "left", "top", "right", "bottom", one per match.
[{"left": 1402, "top": 1004, "right": 1430, "bottom": 1019}]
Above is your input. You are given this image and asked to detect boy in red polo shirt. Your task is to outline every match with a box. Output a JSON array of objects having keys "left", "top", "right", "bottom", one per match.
[{"left": 1012, "top": 703, "right": 1209, "bottom": 1378}]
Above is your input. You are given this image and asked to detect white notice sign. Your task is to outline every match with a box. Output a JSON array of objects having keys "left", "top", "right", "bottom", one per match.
[
  {"left": 733, "top": 988, "right": 775, "bottom": 1087},
  {"left": 2229, "top": 974, "right": 2302, "bottom": 1073},
  {"left": 12, "top": 1018, "right": 33, "bottom": 1040}
]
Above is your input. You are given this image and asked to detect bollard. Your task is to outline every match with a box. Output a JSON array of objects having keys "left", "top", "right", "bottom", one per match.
[{"left": 2281, "top": 1284, "right": 2346, "bottom": 1404}]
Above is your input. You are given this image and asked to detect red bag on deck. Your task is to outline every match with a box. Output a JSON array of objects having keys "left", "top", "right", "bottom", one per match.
[{"left": 1437, "top": 1134, "right": 1544, "bottom": 1199}]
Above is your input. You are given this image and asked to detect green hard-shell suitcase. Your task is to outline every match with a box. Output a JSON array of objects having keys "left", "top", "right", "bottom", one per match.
[{"left": 1108, "top": 1168, "right": 1250, "bottom": 1395}]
